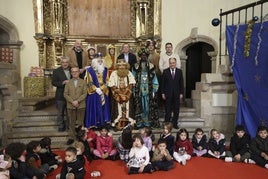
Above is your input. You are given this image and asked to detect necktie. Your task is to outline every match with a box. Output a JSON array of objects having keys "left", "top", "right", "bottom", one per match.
[{"left": 172, "top": 70, "right": 175, "bottom": 79}]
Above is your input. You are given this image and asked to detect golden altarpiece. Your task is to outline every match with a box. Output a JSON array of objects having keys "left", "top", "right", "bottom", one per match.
[{"left": 32, "top": 0, "right": 162, "bottom": 96}]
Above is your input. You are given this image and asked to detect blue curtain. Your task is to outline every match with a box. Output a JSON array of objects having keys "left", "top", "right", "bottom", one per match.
[{"left": 226, "top": 21, "right": 268, "bottom": 137}]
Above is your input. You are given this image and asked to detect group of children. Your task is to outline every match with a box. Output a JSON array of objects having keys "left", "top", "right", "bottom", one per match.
[
  {"left": 0, "top": 137, "right": 62, "bottom": 179},
  {"left": 0, "top": 123, "right": 267, "bottom": 178},
  {"left": 120, "top": 123, "right": 268, "bottom": 175}
]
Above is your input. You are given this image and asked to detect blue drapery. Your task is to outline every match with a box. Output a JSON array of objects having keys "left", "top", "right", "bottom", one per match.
[{"left": 226, "top": 21, "right": 268, "bottom": 137}]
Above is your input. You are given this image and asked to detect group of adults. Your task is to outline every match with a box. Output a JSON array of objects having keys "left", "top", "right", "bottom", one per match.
[{"left": 52, "top": 40, "right": 184, "bottom": 135}]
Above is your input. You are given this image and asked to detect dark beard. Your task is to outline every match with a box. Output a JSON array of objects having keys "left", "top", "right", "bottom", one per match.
[{"left": 117, "top": 69, "right": 129, "bottom": 78}]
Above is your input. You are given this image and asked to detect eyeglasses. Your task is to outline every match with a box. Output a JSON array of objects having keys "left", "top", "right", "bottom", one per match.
[{"left": 71, "top": 71, "right": 79, "bottom": 73}]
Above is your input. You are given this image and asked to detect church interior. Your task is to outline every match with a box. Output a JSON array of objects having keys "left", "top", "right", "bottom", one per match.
[
  {"left": 1, "top": 0, "right": 268, "bottom": 178},
  {"left": 0, "top": 0, "right": 267, "bottom": 152}
]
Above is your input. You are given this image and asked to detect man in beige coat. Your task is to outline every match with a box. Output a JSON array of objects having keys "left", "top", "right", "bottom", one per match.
[{"left": 64, "top": 66, "right": 87, "bottom": 136}]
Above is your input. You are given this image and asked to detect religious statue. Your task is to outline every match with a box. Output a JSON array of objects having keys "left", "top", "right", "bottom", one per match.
[
  {"left": 108, "top": 59, "right": 136, "bottom": 130},
  {"left": 132, "top": 48, "right": 159, "bottom": 128}
]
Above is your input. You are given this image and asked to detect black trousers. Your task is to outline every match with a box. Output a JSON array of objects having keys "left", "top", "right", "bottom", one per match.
[
  {"left": 251, "top": 153, "right": 268, "bottom": 167},
  {"left": 165, "top": 96, "right": 180, "bottom": 126},
  {"left": 128, "top": 164, "right": 152, "bottom": 174}
]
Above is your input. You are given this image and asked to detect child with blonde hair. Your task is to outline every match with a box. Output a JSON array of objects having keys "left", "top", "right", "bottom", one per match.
[
  {"left": 173, "top": 128, "right": 193, "bottom": 165},
  {"left": 208, "top": 129, "right": 226, "bottom": 159},
  {"left": 158, "top": 122, "right": 175, "bottom": 155}
]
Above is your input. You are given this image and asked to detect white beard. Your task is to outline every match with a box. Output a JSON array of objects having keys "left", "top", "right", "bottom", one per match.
[{"left": 95, "top": 64, "right": 105, "bottom": 74}]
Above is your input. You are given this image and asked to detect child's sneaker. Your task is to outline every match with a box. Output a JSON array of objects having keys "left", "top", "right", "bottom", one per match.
[
  {"left": 224, "top": 157, "right": 233, "bottom": 162},
  {"left": 181, "top": 160, "right": 186, "bottom": 166},
  {"left": 244, "top": 158, "right": 255, "bottom": 164}
]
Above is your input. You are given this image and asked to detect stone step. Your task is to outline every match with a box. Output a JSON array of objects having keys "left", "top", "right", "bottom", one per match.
[
  {"left": 15, "top": 115, "right": 57, "bottom": 122},
  {"left": 177, "top": 116, "right": 205, "bottom": 127},
  {"left": 19, "top": 96, "right": 55, "bottom": 112},
  {"left": 5, "top": 131, "right": 70, "bottom": 149},
  {"left": 13, "top": 121, "right": 58, "bottom": 132}
]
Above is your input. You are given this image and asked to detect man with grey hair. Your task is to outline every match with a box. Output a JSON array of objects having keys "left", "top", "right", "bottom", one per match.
[
  {"left": 84, "top": 53, "right": 111, "bottom": 128},
  {"left": 52, "top": 56, "right": 71, "bottom": 132}
]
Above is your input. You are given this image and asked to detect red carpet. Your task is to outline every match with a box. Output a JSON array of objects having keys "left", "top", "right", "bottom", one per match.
[{"left": 47, "top": 150, "right": 268, "bottom": 179}]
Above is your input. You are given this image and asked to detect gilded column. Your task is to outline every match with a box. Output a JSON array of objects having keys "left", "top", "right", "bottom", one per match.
[
  {"left": 153, "top": 0, "right": 161, "bottom": 51},
  {"left": 136, "top": 0, "right": 149, "bottom": 37},
  {"left": 33, "top": 0, "right": 44, "bottom": 33},
  {"left": 34, "top": 37, "right": 47, "bottom": 68},
  {"left": 52, "top": 36, "right": 65, "bottom": 65},
  {"left": 50, "top": 0, "right": 65, "bottom": 34}
]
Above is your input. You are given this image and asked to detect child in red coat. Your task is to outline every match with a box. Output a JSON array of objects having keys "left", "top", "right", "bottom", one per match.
[
  {"left": 93, "top": 126, "right": 117, "bottom": 160},
  {"left": 173, "top": 128, "right": 193, "bottom": 166}
]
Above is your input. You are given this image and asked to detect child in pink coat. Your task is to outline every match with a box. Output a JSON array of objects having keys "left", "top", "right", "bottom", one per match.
[{"left": 93, "top": 126, "right": 117, "bottom": 160}]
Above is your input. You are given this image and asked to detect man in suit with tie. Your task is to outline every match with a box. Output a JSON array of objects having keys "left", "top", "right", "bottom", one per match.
[
  {"left": 117, "top": 43, "right": 137, "bottom": 71},
  {"left": 52, "top": 57, "right": 71, "bottom": 132},
  {"left": 161, "top": 57, "right": 184, "bottom": 129},
  {"left": 64, "top": 66, "right": 87, "bottom": 136}
]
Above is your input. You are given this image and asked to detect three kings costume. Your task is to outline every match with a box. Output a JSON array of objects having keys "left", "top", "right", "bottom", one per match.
[{"left": 84, "top": 66, "right": 110, "bottom": 127}]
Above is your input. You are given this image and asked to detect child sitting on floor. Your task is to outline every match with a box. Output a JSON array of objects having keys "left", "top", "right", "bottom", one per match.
[
  {"left": 0, "top": 154, "right": 12, "bottom": 179},
  {"left": 173, "top": 128, "right": 193, "bottom": 166},
  {"left": 76, "top": 129, "right": 93, "bottom": 162},
  {"left": 140, "top": 126, "right": 153, "bottom": 156},
  {"left": 225, "top": 125, "right": 251, "bottom": 163},
  {"left": 127, "top": 134, "right": 153, "bottom": 175},
  {"left": 5, "top": 142, "right": 43, "bottom": 179},
  {"left": 207, "top": 129, "right": 226, "bottom": 159},
  {"left": 72, "top": 141, "right": 91, "bottom": 175},
  {"left": 39, "top": 137, "right": 62, "bottom": 170},
  {"left": 250, "top": 125, "right": 268, "bottom": 169},
  {"left": 56, "top": 146, "right": 85, "bottom": 179},
  {"left": 158, "top": 122, "right": 175, "bottom": 156},
  {"left": 192, "top": 128, "right": 207, "bottom": 157},
  {"left": 151, "top": 139, "right": 174, "bottom": 171},
  {"left": 117, "top": 124, "right": 133, "bottom": 163},
  {"left": 26, "top": 140, "right": 50, "bottom": 177},
  {"left": 76, "top": 125, "right": 98, "bottom": 154},
  {"left": 93, "top": 126, "right": 117, "bottom": 160}
]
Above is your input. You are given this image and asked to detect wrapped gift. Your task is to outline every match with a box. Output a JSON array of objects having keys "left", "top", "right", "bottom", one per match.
[{"left": 24, "top": 77, "right": 45, "bottom": 97}]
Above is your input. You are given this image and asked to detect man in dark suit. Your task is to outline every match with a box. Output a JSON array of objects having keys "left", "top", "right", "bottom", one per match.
[
  {"left": 161, "top": 57, "right": 184, "bottom": 129},
  {"left": 52, "top": 57, "right": 71, "bottom": 132},
  {"left": 117, "top": 43, "right": 137, "bottom": 71}
]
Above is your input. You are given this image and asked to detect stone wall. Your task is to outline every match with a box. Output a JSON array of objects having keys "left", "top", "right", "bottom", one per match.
[
  {"left": 192, "top": 66, "right": 237, "bottom": 140},
  {"left": 0, "top": 63, "right": 20, "bottom": 147}
]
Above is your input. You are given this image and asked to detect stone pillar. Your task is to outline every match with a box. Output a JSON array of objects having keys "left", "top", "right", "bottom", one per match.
[
  {"left": 207, "top": 51, "right": 217, "bottom": 73},
  {"left": 180, "top": 54, "right": 187, "bottom": 97}
]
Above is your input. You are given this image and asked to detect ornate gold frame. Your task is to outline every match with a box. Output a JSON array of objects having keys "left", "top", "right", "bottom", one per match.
[{"left": 32, "top": 0, "right": 161, "bottom": 69}]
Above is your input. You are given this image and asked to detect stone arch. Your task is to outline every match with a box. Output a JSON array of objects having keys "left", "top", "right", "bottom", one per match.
[
  {"left": 0, "top": 15, "right": 20, "bottom": 42},
  {"left": 174, "top": 27, "right": 218, "bottom": 74},
  {"left": 0, "top": 15, "right": 23, "bottom": 90}
]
